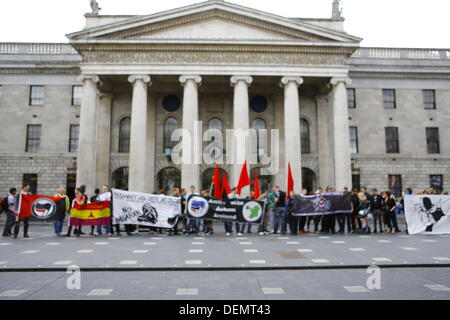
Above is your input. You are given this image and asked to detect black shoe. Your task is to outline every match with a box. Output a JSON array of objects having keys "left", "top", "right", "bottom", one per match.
[{"left": 24, "top": 235, "right": 30, "bottom": 238}]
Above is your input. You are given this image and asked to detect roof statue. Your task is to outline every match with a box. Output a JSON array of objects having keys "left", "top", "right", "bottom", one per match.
[
  {"left": 88, "top": 0, "right": 101, "bottom": 16},
  {"left": 332, "top": 0, "right": 343, "bottom": 19}
]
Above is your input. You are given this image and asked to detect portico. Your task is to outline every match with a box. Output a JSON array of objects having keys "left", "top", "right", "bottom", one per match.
[{"left": 68, "top": 0, "right": 360, "bottom": 195}]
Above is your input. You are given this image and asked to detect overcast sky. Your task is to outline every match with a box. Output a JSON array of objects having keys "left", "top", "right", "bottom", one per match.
[{"left": 0, "top": 0, "right": 449, "bottom": 48}]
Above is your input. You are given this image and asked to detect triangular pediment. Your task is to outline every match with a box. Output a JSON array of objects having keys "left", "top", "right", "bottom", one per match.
[{"left": 67, "top": 1, "right": 361, "bottom": 44}]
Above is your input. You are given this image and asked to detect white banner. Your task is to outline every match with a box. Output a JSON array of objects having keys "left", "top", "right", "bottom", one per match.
[
  {"left": 112, "top": 189, "right": 180, "bottom": 229},
  {"left": 404, "top": 195, "right": 450, "bottom": 235}
]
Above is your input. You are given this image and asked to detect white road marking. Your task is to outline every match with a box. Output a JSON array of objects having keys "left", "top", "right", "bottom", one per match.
[
  {"left": 297, "top": 249, "right": 312, "bottom": 253},
  {"left": 151, "top": 237, "right": 162, "bottom": 240},
  {"left": 332, "top": 241, "right": 346, "bottom": 244},
  {"left": 422, "top": 239, "right": 437, "bottom": 243},
  {"left": 95, "top": 242, "right": 109, "bottom": 245},
  {"left": 46, "top": 242, "right": 60, "bottom": 246},
  {"left": 377, "top": 240, "right": 392, "bottom": 243},
  {"left": 192, "top": 242, "right": 204, "bottom": 245},
  {"left": 344, "top": 286, "right": 370, "bottom": 293},
  {"left": 372, "top": 257, "right": 392, "bottom": 262},
  {"left": 424, "top": 284, "right": 450, "bottom": 292},
  {"left": 400, "top": 247, "right": 418, "bottom": 251},
  {"left": 286, "top": 241, "right": 299, "bottom": 245},
  {"left": 143, "top": 242, "right": 157, "bottom": 245},
  {"left": 236, "top": 237, "right": 248, "bottom": 240},
  {"left": 189, "top": 249, "right": 204, "bottom": 253},
  {"left": 176, "top": 288, "right": 199, "bottom": 296},
  {"left": 0, "top": 290, "right": 27, "bottom": 297},
  {"left": 193, "top": 237, "right": 204, "bottom": 240},
  {"left": 185, "top": 260, "right": 202, "bottom": 265},
  {"left": 433, "top": 257, "right": 450, "bottom": 261},
  {"left": 133, "top": 250, "right": 148, "bottom": 253},
  {"left": 53, "top": 260, "right": 73, "bottom": 265},
  {"left": 277, "top": 237, "right": 290, "bottom": 240},
  {"left": 87, "top": 289, "right": 114, "bottom": 296},
  {"left": 21, "top": 250, "right": 39, "bottom": 254},
  {"left": 312, "top": 259, "right": 330, "bottom": 263},
  {"left": 244, "top": 249, "right": 259, "bottom": 253},
  {"left": 319, "top": 236, "right": 331, "bottom": 239},
  {"left": 77, "top": 250, "right": 94, "bottom": 253},
  {"left": 349, "top": 248, "right": 366, "bottom": 252},
  {"left": 119, "top": 260, "right": 137, "bottom": 265},
  {"left": 239, "top": 242, "right": 252, "bottom": 245},
  {"left": 107, "top": 237, "right": 120, "bottom": 240},
  {"left": 0, "top": 243, "right": 12, "bottom": 246},
  {"left": 0, "top": 261, "right": 8, "bottom": 265},
  {"left": 249, "top": 260, "right": 266, "bottom": 264},
  {"left": 262, "top": 288, "right": 285, "bottom": 295}
]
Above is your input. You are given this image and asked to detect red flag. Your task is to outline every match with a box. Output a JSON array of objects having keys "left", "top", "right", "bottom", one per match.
[
  {"left": 19, "top": 194, "right": 65, "bottom": 220},
  {"left": 221, "top": 173, "right": 231, "bottom": 202},
  {"left": 287, "top": 162, "right": 294, "bottom": 199},
  {"left": 237, "top": 161, "right": 251, "bottom": 195},
  {"left": 221, "top": 173, "right": 231, "bottom": 196},
  {"left": 253, "top": 171, "right": 260, "bottom": 200},
  {"left": 212, "top": 164, "right": 221, "bottom": 199}
]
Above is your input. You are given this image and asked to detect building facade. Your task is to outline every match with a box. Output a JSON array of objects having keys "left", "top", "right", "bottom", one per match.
[{"left": 0, "top": 0, "right": 449, "bottom": 199}]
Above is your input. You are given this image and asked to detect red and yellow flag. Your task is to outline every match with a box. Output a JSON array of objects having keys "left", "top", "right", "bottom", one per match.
[{"left": 70, "top": 201, "right": 111, "bottom": 226}]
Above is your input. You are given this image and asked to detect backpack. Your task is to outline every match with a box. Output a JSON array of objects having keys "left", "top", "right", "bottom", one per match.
[{"left": 1, "top": 196, "right": 9, "bottom": 213}]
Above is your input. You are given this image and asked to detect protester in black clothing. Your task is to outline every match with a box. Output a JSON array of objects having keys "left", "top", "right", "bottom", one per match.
[
  {"left": 369, "top": 189, "right": 384, "bottom": 233},
  {"left": 384, "top": 191, "right": 400, "bottom": 233},
  {"left": 297, "top": 189, "right": 308, "bottom": 233},
  {"left": 350, "top": 188, "right": 361, "bottom": 232},
  {"left": 286, "top": 191, "right": 299, "bottom": 235},
  {"left": 13, "top": 184, "right": 31, "bottom": 238},
  {"left": 90, "top": 188, "right": 101, "bottom": 236}
]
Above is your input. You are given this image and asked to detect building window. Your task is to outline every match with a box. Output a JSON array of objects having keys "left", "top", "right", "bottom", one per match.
[
  {"left": 66, "top": 174, "right": 76, "bottom": 202},
  {"left": 72, "top": 86, "right": 82, "bottom": 106},
  {"left": 352, "top": 174, "right": 361, "bottom": 190},
  {"left": 23, "top": 174, "right": 38, "bottom": 195},
  {"left": 300, "top": 118, "right": 310, "bottom": 154},
  {"left": 347, "top": 88, "right": 356, "bottom": 108},
  {"left": 157, "top": 167, "right": 181, "bottom": 192},
  {"left": 208, "top": 117, "right": 223, "bottom": 160},
  {"left": 250, "top": 167, "right": 273, "bottom": 193},
  {"left": 349, "top": 126, "right": 359, "bottom": 154},
  {"left": 250, "top": 96, "right": 268, "bottom": 113},
  {"left": 164, "top": 117, "right": 178, "bottom": 156},
  {"left": 385, "top": 127, "right": 399, "bottom": 154},
  {"left": 26, "top": 125, "right": 41, "bottom": 153},
  {"left": 430, "top": 175, "right": 443, "bottom": 194},
  {"left": 69, "top": 125, "right": 79, "bottom": 153},
  {"left": 382, "top": 89, "right": 396, "bottom": 109},
  {"left": 112, "top": 167, "right": 129, "bottom": 191},
  {"left": 118, "top": 117, "right": 131, "bottom": 153},
  {"left": 162, "top": 95, "right": 181, "bottom": 112},
  {"left": 253, "top": 118, "right": 267, "bottom": 157},
  {"left": 388, "top": 175, "right": 402, "bottom": 198},
  {"left": 426, "top": 127, "right": 440, "bottom": 154},
  {"left": 29, "top": 86, "right": 44, "bottom": 106},
  {"left": 423, "top": 90, "right": 436, "bottom": 109},
  {"left": 202, "top": 168, "right": 229, "bottom": 191}
]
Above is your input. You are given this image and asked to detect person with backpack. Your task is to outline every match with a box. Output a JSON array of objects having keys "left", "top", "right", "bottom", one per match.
[
  {"left": 2, "top": 188, "right": 17, "bottom": 237},
  {"left": 13, "top": 184, "right": 32, "bottom": 239},
  {"left": 53, "top": 187, "right": 70, "bottom": 237}
]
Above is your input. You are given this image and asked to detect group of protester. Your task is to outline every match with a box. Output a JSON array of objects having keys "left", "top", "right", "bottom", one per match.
[{"left": 1, "top": 183, "right": 447, "bottom": 238}]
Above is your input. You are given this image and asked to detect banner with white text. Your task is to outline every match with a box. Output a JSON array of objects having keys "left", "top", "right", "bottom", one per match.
[
  {"left": 292, "top": 192, "right": 352, "bottom": 217},
  {"left": 112, "top": 189, "right": 180, "bottom": 229}
]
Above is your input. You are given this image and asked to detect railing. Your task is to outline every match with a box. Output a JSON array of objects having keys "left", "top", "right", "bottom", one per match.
[
  {"left": 352, "top": 47, "right": 450, "bottom": 60},
  {"left": 0, "top": 43, "right": 78, "bottom": 55}
]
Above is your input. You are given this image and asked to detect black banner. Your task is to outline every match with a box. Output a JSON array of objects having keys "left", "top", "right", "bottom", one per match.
[
  {"left": 292, "top": 192, "right": 352, "bottom": 216},
  {"left": 186, "top": 195, "right": 265, "bottom": 223}
]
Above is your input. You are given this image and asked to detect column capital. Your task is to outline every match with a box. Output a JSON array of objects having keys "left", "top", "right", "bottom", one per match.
[
  {"left": 179, "top": 75, "right": 202, "bottom": 86},
  {"left": 128, "top": 75, "right": 152, "bottom": 85},
  {"left": 280, "top": 76, "right": 303, "bottom": 88},
  {"left": 230, "top": 75, "right": 253, "bottom": 87},
  {"left": 78, "top": 75, "right": 100, "bottom": 84},
  {"left": 330, "top": 77, "right": 352, "bottom": 86}
]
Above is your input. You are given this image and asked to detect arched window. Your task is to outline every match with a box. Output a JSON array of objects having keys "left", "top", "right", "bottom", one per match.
[
  {"left": 302, "top": 168, "right": 317, "bottom": 194},
  {"left": 119, "top": 117, "right": 131, "bottom": 153},
  {"left": 112, "top": 167, "right": 129, "bottom": 191},
  {"left": 164, "top": 117, "right": 178, "bottom": 156},
  {"left": 157, "top": 167, "right": 181, "bottom": 193},
  {"left": 252, "top": 118, "right": 266, "bottom": 157},
  {"left": 300, "top": 118, "right": 310, "bottom": 154},
  {"left": 202, "top": 168, "right": 228, "bottom": 191},
  {"left": 207, "top": 118, "right": 223, "bottom": 160}
]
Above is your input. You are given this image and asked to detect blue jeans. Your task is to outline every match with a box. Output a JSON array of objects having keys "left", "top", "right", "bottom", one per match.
[
  {"left": 186, "top": 218, "right": 200, "bottom": 233},
  {"left": 224, "top": 222, "right": 233, "bottom": 233},
  {"left": 272, "top": 207, "right": 286, "bottom": 234},
  {"left": 53, "top": 219, "right": 64, "bottom": 234},
  {"left": 239, "top": 223, "right": 252, "bottom": 233}
]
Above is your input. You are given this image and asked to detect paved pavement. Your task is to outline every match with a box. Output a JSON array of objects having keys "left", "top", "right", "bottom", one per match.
[{"left": 1, "top": 218, "right": 449, "bottom": 300}]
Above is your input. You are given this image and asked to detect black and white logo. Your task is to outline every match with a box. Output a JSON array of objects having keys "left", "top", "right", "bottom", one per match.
[{"left": 32, "top": 198, "right": 56, "bottom": 219}]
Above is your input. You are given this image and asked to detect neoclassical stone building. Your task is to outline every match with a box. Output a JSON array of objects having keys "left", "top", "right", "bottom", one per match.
[{"left": 0, "top": 0, "right": 449, "bottom": 199}]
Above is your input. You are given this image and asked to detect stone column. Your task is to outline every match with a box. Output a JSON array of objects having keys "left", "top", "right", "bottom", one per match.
[
  {"left": 76, "top": 75, "right": 100, "bottom": 195},
  {"left": 95, "top": 93, "right": 113, "bottom": 188},
  {"left": 145, "top": 96, "right": 156, "bottom": 194},
  {"left": 317, "top": 93, "right": 334, "bottom": 189},
  {"left": 280, "top": 77, "right": 303, "bottom": 192},
  {"left": 230, "top": 75, "right": 253, "bottom": 188},
  {"left": 128, "top": 75, "right": 151, "bottom": 193},
  {"left": 331, "top": 77, "right": 352, "bottom": 191},
  {"left": 179, "top": 75, "right": 202, "bottom": 191}
]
